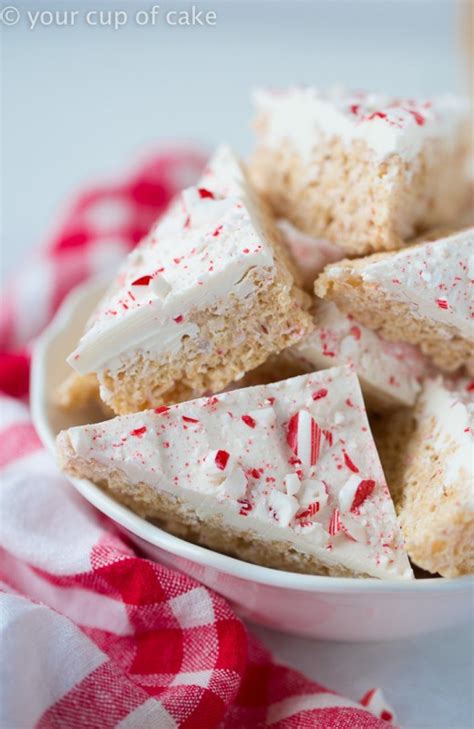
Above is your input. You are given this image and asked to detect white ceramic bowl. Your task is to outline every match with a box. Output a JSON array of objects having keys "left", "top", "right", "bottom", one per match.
[{"left": 31, "top": 278, "right": 474, "bottom": 641}]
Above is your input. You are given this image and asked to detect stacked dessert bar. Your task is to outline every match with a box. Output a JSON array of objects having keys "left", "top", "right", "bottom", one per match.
[{"left": 57, "top": 88, "right": 473, "bottom": 579}]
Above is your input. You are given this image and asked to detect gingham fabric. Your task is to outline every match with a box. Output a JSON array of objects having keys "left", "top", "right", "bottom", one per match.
[{"left": 0, "top": 149, "right": 396, "bottom": 728}]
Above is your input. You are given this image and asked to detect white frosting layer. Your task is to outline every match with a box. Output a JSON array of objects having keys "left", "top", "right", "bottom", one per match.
[
  {"left": 68, "top": 149, "right": 276, "bottom": 375},
  {"left": 348, "top": 228, "right": 473, "bottom": 339},
  {"left": 254, "top": 87, "right": 469, "bottom": 162},
  {"left": 199, "top": 143, "right": 247, "bottom": 198},
  {"left": 65, "top": 366, "right": 413, "bottom": 580},
  {"left": 292, "top": 302, "right": 427, "bottom": 408},
  {"left": 416, "top": 377, "right": 473, "bottom": 499},
  {"left": 277, "top": 219, "right": 343, "bottom": 289}
]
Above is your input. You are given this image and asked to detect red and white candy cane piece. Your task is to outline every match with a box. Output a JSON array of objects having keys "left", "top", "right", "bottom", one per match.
[
  {"left": 360, "top": 688, "right": 396, "bottom": 724},
  {"left": 287, "top": 410, "right": 322, "bottom": 470},
  {"left": 339, "top": 475, "right": 376, "bottom": 513},
  {"left": 351, "top": 479, "right": 376, "bottom": 512},
  {"left": 328, "top": 508, "right": 342, "bottom": 536}
]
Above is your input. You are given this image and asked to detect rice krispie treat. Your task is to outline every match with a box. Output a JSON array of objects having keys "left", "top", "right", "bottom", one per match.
[
  {"left": 250, "top": 87, "right": 470, "bottom": 255},
  {"left": 277, "top": 219, "right": 343, "bottom": 291},
  {"left": 286, "top": 301, "right": 429, "bottom": 410},
  {"left": 55, "top": 373, "right": 113, "bottom": 419},
  {"left": 315, "top": 228, "right": 474, "bottom": 374},
  {"left": 372, "top": 377, "right": 474, "bottom": 577},
  {"left": 57, "top": 366, "right": 413, "bottom": 580},
  {"left": 67, "top": 147, "right": 313, "bottom": 414}
]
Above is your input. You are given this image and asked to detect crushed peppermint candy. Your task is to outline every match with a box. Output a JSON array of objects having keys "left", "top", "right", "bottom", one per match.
[
  {"left": 343, "top": 451, "right": 359, "bottom": 473},
  {"left": 130, "top": 426, "right": 147, "bottom": 438},
  {"left": 215, "top": 450, "right": 230, "bottom": 470},
  {"left": 328, "top": 508, "right": 342, "bottom": 536},
  {"left": 338, "top": 474, "right": 375, "bottom": 513},
  {"left": 287, "top": 410, "right": 322, "bottom": 471},
  {"left": 197, "top": 188, "right": 215, "bottom": 199},
  {"left": 131, "top": 275, "right": 153, "bottom": 286},
  {"left": 351, "top": 479, "right": 376, "bottom": 512}
]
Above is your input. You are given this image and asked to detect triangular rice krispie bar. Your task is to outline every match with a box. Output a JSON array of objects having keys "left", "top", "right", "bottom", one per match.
[
  {"left": 315, "top": 228, "right": 473, "bottom": 373},
  {"left": 57, "top": 366, "right": 413, "bottom": 580},
  {"left": 373, "top": 376, "right": 473, "bottom": 577},
  {"left": 67, "top": 147, "right": 312, "bottom": 414}
]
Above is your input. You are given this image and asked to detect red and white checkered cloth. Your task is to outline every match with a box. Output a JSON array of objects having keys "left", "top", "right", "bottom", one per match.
[{"left": 0, "top": 148, "right": 397, "bottom": 728}]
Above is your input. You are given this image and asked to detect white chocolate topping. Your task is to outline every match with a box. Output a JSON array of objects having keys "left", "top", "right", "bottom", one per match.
[
  {"left": 331, "top": 228, "right": 473, "bottom": 340},
  {"left": 254, "top": 87, "right": 468, "bottom": 162},
  {"left": 292, "top": 301, "right": 427, "bottom": 407},
  {"left": 416, "top": 376, "right": 473, "bottom": 494},
  {"left": 68, "top": 148, "right": 275, "bottom": 375}
]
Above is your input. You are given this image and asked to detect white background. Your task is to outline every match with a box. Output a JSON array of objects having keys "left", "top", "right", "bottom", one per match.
[{"left": 1, "top": 1, "right": 473, "bottom": 727}]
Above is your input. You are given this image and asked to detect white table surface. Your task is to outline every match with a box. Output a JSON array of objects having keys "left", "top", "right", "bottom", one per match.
[
  {"left": 250, "top": 622, "right": 474, "bottom": 729},
  {"left": 2, "top": 2, "right": 473, "bottom": 727}
]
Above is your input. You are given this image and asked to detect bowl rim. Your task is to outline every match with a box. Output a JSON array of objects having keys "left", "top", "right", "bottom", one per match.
[{"left": 31, "top": 276, "right": 474, "bottom": 596}]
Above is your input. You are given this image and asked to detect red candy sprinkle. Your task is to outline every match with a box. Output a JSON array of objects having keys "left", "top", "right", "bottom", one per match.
[
  {"left": 154, "top": 406, "right": 170, "bottom": 414},
  {"left": 367, "top": 111, "right": 387, "bottom": 120},
  {"left": 198, "top": 188, "right": 215, "bottom": 199},
  {"left": 349, "top": 325, "right": 361, "bottom": 340},
  {"left": 408, "top": 109, "right": 425, "bottom": 126},
  {"left": 238, "top": 498, "right": 252, "bottom": 515},
  {"left": 212, "top": 225, "right": 223, "bottom": 237},
  {"left": 215, "top": 450, "right": 230, "bottom": 470},
  {"left": 343, "top": 451, "right": 359, "bottom": 473},
  {"left": 131, "top": 275, "right": 153, "bottom": 286},
  {"left": 467, "top": 381, "right": 474, "bottom": 393},
  {"left": 312, "top": 388, "right": 328, "bottom": 401},
  {"left": 182, "top": 416, "right": 199, "bottom": 424},
  {"left": 360, "top": 689, "right": 375, "bottom": 707},
  {"left": 174, "top": 315, "right": 184, "bottom": 323},
  {"left": 351, "top": 479, "right": 376, "bottom": 512},
  {"left": 350, "top": 104, "right": 360, "bottom": 115},
  {"left": 130, "top": 426, "right": 147, "bottom": 438},
  {"left": 242, "top": 415, "right": 256, "bottom": 428},
  {"left": 436, "top": 298, "right": 448, "bottom": 310}
]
